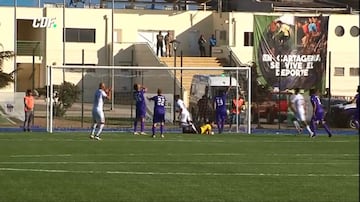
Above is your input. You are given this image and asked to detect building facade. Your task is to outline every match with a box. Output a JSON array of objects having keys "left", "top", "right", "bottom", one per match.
[{"left": 0, "top": 5, "right": 358, "bottom": 97}]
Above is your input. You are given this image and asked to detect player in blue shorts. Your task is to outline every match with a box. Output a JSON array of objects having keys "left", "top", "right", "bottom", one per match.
[
  {"left": 148, "top": 88, "right": 166, "bottom": 138},
  {"left": 133, "top": 84, "right": 147, "bottom": 135},
  {"left": 213, "top": 86, "right": 231, "bottom": 134}
]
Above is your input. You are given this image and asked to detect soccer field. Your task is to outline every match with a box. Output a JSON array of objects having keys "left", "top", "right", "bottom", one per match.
[{"left": 0, "top": 132, "right": 358, "bottom": 202}]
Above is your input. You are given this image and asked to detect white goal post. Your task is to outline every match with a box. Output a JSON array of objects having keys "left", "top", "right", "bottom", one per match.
[{"left": 46, "top": 65, "right": 252, "bottom": 134}]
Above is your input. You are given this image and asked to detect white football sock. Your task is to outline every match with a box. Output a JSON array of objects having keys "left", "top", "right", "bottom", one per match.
[
  {"left": 96, "top": 124, "right": 104, "bottom": 136},
  {"left": 91, "top": 123, "right": 97, "bottom": 135}
]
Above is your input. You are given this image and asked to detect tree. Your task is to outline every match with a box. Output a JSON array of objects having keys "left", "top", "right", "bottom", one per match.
[
  {"left": 0, "top": 48, "right": 15, "bottom": 89},
  {"left": 53, "top": 81, "right": 80, "bottom": 117}
]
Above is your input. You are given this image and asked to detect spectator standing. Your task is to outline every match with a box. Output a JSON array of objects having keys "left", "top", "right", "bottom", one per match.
[
  {"left": 23, "top": 89, "right": 34, "bottom": 132},
  {"left": 156, "top": 31, "right": 164, "bottom": 57},
  {"left": 147, "top": 88, "right": 166, "bottom": 138},
  {"left": 198, "top": 34, "right": 207, "bottom": 57},
  {"left": 164, "top": 31, "right": 172, "bottom": 57},
  {"left": 133, "top": 84, "right": 147, "bottom": 135},
  {"left": 197, "top": 95, "right": 211, "bottom": 123},
  {"left": 209, "top": 34, "right": 217, "bottom": 57},
  {"left": 309, "top": 88, "right": 332, "bottom": 138},
  {"left": 89, "top": 82, "right": 111, "bottom": 140},
  {"left": 229, "top": 93, "right": 245, "bottom": 131}
]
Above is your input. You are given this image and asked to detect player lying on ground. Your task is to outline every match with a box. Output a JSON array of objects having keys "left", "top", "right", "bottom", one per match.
[{"left": 182, "top": 120, "right": 215, "bottom": 135}]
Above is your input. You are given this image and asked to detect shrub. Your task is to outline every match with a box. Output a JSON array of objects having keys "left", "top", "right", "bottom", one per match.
[{"left": 36, "top": 82, "right": 80, "bottom": 117}]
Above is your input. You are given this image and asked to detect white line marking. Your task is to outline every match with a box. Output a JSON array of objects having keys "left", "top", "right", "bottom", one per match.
[
  {"left": 9, "top": 153, "right": 358, "bottom": 158},
  {"left": 0, "top": 167, "right": 358, "bottom": 177},
  {"left": 0, "top": 138, "right": 357, "bottom": 143},
  {"left": 10, "top": 154, "right": 72, "bottom": 157},
  {"left": 0, "top": 161, "right": 356, "bottom": 165}
]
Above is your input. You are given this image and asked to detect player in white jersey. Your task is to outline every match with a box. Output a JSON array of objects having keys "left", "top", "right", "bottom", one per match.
[
  {"left": 90, "top": 82, "right": 111, "bottom": 140},
  {"left": 175, "top": 94, "right": 198, "bottom": 133},
  {"left": 290, "top": 88, "right": 314, "bottom": 136}
]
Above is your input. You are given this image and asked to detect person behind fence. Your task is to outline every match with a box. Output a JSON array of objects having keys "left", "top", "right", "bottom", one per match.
[
  {"left": 197, "top": 95, "right": 210, "bottom": 123},
  {"left": 156, "top": 31, "right": 164, "bottom": 57},
  {"left": 133, "top": 84, "right": 147, "bottom": 135},
  {"left": 89, "top": 82, "right": 111, "bottom": 140},
  {"left": 229, "top": 93, "right": 245, "bottom": 131},
  {"left": 164, "top": 31, "right": 172, "bottom": 57},
  {"left": 198, "top": 34, "right": 207, "bottom": 57},
  {"left": 209, "top": 34, "right": 217, "bottom": 57},
  {"left": 23, "top": 89, "right": 34, "bottom": 132}
]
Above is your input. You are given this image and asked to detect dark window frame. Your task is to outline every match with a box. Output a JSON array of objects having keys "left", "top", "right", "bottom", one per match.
[
  {"left": 244, "top": 32, "right": 253, "bottom": 46},
  {"left": 63, "top": 28, "right": 96, "bottom": 43}
]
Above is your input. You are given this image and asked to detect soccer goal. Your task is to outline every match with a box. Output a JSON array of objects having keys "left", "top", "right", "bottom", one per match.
[{"left": 45, "top": 65, "right": 252, "bottom": 134}]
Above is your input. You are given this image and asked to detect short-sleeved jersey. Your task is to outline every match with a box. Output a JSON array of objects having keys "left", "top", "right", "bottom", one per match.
[
  {"left": 149, "top": 95, "right": 166, "bottom": 115},
  {"left": 134, "top": 89, "right": 146, "bottom": 111},
  {"left": 200, "top": 124, "right": 212, "bottom": 134},
  {"left": 176, "top": 99, "right": 189, "bottom": 113},
  {"left": 93, "top": 89, "right": 108, "bottom": 111},
  {"left": 310, "top": 95, "right": 323, "bottom": 114},
  {"left": 214, "top": 94, "right": 227, "bottom": 113},
  {"left": 291, "top": 93, "right": 305, "bottom": 111}
]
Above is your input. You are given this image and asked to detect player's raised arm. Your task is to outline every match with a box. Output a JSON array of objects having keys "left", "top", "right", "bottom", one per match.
[{"left": 105, "top": 87, "right": 112, "bottom": 100}]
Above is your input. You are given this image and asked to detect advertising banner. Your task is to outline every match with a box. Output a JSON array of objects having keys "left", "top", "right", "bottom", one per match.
[{"left": 253, "top": 14, "right": 329, "bottom": 91}]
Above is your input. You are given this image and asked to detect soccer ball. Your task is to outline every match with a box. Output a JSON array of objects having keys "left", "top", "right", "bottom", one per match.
[{"left": 210, "top": 131, "right": 214, "bottom": 135}]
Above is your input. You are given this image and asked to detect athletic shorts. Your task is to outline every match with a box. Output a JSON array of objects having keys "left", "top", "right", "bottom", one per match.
[{"left": 92, "top": 109, "right": 105, "bottom": 123}]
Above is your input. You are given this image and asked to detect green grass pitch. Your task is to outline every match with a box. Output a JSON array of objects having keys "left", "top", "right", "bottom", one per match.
[{"left": 0, "top": 132, "right": 358, "bottom": 202}]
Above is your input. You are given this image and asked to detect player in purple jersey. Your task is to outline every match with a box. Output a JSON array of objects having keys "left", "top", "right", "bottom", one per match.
[
  {"left": 133, "top": 84, "right": 147, "bottom": 135},
  {"left": 349, "top": 85, "right": 360, "bottom": 130},
  {"left": 309, "top": 88, "right": 332, "bottom": 137},
  {"left": 213, "top": 86, "right": 231, "bottom": 134},
  {"left": 355, "top": 86, "right": 360, "bottom": 130},
  {"left": 147, "top": 88, "right": 166, "bottom": 138}
]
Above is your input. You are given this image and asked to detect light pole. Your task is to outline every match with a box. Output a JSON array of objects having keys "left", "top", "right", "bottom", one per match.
[{"left": 170, "top": 39, "right": 180, "bottom": 123}]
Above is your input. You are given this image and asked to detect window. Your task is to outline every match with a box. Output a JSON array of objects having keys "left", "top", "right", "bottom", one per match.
[
  {"left": 244, "top": 32, "right": 253, "bottom": 46},
  {"left": 64, "top": 28, "right": 96, "bottom": 43},
  {"left": 350, "top": 26, "right": 359, "bottom": 37},
  {"left": 334, "top": 67, "right": 344, "bottom": 76},
  {"left": 219, "top": 30, "right": 227, "bottom": 40},
  {"left": 335, "top": 26, "right": 344, "bottom": 37},
  {"left": 349, "top": 67, "right": 359, "bottom": 76}
]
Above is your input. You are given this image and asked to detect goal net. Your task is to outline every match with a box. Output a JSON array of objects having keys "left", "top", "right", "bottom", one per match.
[{"left": 45, "top": 65, "right": 251, "bottom": 134}]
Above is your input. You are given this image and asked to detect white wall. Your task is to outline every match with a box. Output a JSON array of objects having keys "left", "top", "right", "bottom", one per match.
[
  {"left": 327, "top": 14, "right": 359, "bottom": 97},
  {"left": 0, "top": 6, "right": 358, "bottom": 98}
]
